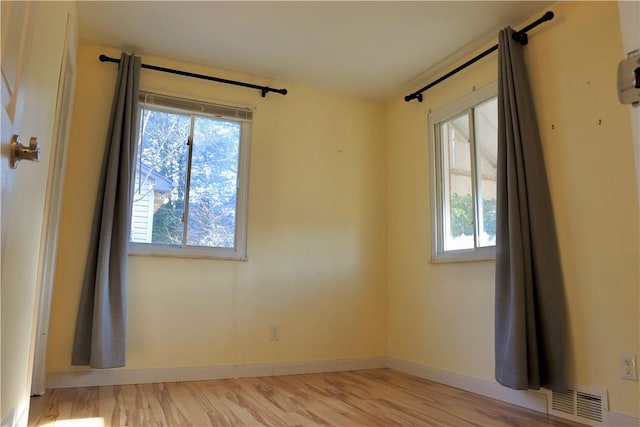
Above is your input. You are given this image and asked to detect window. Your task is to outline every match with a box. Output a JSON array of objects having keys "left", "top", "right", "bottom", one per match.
[
  {"left": 129, "top": 92, "right": 251, "bottom": 260},
  {"left": 429, "top": 83, "right": 497, "bottom": 261}
]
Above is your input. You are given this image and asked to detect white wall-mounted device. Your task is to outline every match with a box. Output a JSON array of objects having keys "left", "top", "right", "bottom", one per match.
[{"left": 618, "top": 50, "right": 640, "bottom": 106}]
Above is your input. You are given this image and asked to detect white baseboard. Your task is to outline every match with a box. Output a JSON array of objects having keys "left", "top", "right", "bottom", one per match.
[
  {"left": 1, "top": 408, "right": 15, "bottom": 427},
  {"left": 606, "top": 411, "right": 640, "bottom": 427},
  {"left": 1, "top": 406, "right": 27, "bottom": 427},
  {"left": 14, "top": 408, "right": 27, "bottom": 427},
  {"left": 46, "top": 356, "right": 387, "bottom": 389},
  {"left": 386, "top": 357, "right": 548, "bottom": 413}
]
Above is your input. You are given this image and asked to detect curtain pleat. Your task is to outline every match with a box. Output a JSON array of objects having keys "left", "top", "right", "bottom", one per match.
[
  {"left": 72, "top": 53, "right": 141, "bottom": 368},
  {"left": 494, "top": 28, "right": 567, "bottom": 391}
]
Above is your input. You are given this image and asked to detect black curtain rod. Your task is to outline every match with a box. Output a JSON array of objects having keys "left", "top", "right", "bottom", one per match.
[
  {"left": 404, "top": 11, "right": 554, "bottom": 103},
  {"left": 99, "top": 54, "right": 288, "bottom": 98}
]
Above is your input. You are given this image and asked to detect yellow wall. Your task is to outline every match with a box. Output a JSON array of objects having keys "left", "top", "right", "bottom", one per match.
[
  {"left": 48, "top": 44, "right": 388, "bottom": 372},
  {"left": 47, "top": 0, "right": 639, "bottom": 420},
  {"left": 387, "top": 1, "right": 639, "bottom": 417}
]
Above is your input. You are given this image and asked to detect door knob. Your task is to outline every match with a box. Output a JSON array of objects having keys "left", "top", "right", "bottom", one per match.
[{"left": 10, "top": 135, "right": 41, "bottom": 169}]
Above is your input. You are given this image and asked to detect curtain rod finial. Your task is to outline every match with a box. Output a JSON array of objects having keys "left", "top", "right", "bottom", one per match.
[{"left": 544, "top": 11, "right": 554, "bottom": 21}]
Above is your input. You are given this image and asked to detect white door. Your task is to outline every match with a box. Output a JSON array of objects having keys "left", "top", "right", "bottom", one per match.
[{"left": 1, "top": 2, "right": 73, "bottom": 426}]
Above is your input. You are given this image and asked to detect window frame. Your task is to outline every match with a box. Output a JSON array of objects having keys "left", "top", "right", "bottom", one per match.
[
  {"left": 128, "top": 90, "right": 252, "bottom": 261},
  {"left": 429, "top": 82, "right": 497, "bottom": 263}
]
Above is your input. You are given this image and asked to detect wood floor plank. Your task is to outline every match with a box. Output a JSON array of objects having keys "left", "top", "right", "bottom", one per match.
[
  {"left": 101, "top": 386, "right": 125, "bottom": 427},
  {"left": 193, "top": 380, "right": 248, "bottom": 426},
  {"left": 29, "top": 369, "right": 586, "bottom": 427}
]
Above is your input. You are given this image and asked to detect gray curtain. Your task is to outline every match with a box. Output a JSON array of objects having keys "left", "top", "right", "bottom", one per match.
[
  {"left": 72, "top": 53, "right": 141, "bottom": 368},
  {"left": 494, "top": 28, "right": 567, "bottom": 392}
]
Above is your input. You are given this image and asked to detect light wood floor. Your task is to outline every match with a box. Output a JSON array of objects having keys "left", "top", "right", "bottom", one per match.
[{"left": 29, "top": 369, "right": 584, "bottom": 426}]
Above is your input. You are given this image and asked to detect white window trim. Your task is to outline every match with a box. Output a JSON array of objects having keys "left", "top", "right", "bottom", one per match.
[
  {"left": 128, "top": 90, "right": 252, "bottom": 261},
  {"left": 429, "top": 82, "right": 497, "bottom": 263}
]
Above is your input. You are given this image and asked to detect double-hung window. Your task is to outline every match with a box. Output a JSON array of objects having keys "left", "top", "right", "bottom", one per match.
[
  {"left": 429, "top": 82, "right": 497, "bottom": 261},
  {"left": 129, "top": 92, "right": 251, "bottom": 260}
]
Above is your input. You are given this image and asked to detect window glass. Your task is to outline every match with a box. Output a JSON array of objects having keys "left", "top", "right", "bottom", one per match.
[
  {"left": 187, "top": 116, "right": 241, "bottom": 248},
  {"left": 474, "top": 98, "right": 498, "bottom": 247},
  {"left": 132, "top": 108, "right": 190, "bottom": 245},
  {"left": 441, "top": 113, "right": 474, "bottom": 251}
]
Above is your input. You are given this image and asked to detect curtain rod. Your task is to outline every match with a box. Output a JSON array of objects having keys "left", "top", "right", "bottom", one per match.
[
  {"left": 404, "top": 11, "right": 554, "bottom": 103},
  {"left": 98, "top": 54, "right": 288, "bottom": 98}
]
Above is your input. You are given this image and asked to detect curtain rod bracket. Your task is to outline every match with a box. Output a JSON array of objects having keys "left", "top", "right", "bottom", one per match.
[
  {"left": 512, "top": 32, "right": 528, "bottom": 45},
  {"left": 403, "top": 92, "right": 423, "bottom": 102}
]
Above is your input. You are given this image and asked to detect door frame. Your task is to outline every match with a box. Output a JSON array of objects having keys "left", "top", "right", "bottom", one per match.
[
  {"left": 29, "top": 12, "right": 76, "bottom": 396},
  {"left": 617, "top": 1, "right": 640, "bottom": 202}
]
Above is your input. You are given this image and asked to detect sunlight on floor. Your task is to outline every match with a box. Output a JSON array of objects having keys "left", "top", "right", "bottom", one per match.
[{"left": 40, "top": 417, "right": 104, "bottom": 427}]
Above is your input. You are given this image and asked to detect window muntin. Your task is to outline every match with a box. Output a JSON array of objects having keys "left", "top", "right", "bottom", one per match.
[
  {"left": 129, "top": 92, "right": 251, "bottom": 260},
  {"left": 430, "top": 83, "right": 497, "bottom": 261}
]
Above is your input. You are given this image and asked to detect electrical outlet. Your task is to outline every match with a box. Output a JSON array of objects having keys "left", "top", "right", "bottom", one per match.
[
  {"left": 620, "top": 353, "right": 637, "bottom": 381},
  {"left": 270, "top": 325, "right": 280, "bottom": 341}
]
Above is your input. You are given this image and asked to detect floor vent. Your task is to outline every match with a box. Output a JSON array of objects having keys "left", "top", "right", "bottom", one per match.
[{"left": 548, "top": 386, "right": 607, "bottom": 426}]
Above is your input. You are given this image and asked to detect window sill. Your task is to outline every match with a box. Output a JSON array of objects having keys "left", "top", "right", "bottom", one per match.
[
  {"left": 430, "top": 247, "right": 495, "bottom": 264},
  {"left": 128, "top": 244, "right": 247, "bottom": 261}
]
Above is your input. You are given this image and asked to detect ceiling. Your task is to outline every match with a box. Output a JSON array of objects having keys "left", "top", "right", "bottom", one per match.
[{"left": 77, "top": 1, "right": 552, "bottom": 101}]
